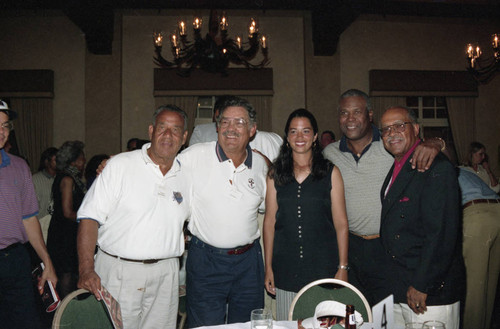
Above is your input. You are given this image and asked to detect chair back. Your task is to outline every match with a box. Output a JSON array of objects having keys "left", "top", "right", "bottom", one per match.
[
  {"left": 288, "top": 278, "right": 373, "bottom": 323},
  {"left": 52, "top": 289, "right": 114, "bottom": 329}
]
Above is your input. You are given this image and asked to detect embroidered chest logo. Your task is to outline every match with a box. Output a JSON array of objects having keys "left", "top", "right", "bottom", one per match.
[
  {"left": 173, "top": 191, "right": 183, "bottom": 204},
  {"left": 248, "top": 178, "right": 255, "bottom": 189}
]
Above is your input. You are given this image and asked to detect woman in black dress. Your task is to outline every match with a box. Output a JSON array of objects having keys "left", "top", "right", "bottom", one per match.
[
  {"left": 263, "top": 109, "right": 349, "bottom": 320},
  {"left": 47, "top": 140, "right": 86, "bottom": 298}
]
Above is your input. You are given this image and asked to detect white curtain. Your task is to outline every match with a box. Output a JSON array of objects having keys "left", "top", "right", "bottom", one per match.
[
  {"left": 370, "top": 97, "right": 407, "bottom": 126},
  {"left": 446, "top": 97, "right": 475, "bottom": 165},
  {"left": 9, "top": 98, "right": 53, "bottom": 173}
]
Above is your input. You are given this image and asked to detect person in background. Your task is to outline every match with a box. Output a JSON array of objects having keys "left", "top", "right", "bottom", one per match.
[
  {"left": 379, "top": 106, "right": 464, "bottom": 328},
  {"left": 0, "top": 100, "right": 57, "bottom": 329},
  {"left": 320, "top": 130, "right": 336, "bottom": 149},
  {"left": 84, "top": 154, "right": 110, "bottom": 189},
  {"left": 461, "top": 141, "right": 499, "bottom": 193},
  {"left": 456, "top": 167, "right": 500, "bottom": 329},
  {"left": 32, "top": 147, "right": 58, "bottom": 242},
  {"left": 126, "top": 138, "right": 140, "bottom": 151},
  {"left": 47, "top": 141, "right": 86, "bottom": 299},
  {"left": 263, "top": 109, "right": 349, "bottom": 320}
]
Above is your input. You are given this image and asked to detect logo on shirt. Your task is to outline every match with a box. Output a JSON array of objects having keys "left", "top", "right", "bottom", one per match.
[
  {"left": 173, "top": 191, "right": 183, "bottom": 204},
  {"left": 248, "top": 178, "right": 255, "bottom": 189}
]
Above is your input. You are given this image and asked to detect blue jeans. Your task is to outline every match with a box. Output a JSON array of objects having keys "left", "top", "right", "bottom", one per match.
[
  {"left": 186, "top": 236, "right": 264, "bottom": 328},
  {"left": 0, "top": 243, "right": 42, "bottom": 329}
]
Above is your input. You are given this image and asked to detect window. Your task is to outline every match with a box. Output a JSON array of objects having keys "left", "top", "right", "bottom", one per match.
[
  {"left": 406, "top": 96, "right": 456, "bottom": 155},
  {"left": 195, "top": 96, "right": 216, "bottom": 126}
]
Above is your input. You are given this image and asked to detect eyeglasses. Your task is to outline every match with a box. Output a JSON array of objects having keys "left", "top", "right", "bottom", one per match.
[
  {"left": 0, "top": 121, "right": 13, "bottom": 131},
  {"left": 379, "top": 122, "right": 413, "bottom": 137},
  {"left": 218, "top": 117, "right": 248, "bottom": 129}
]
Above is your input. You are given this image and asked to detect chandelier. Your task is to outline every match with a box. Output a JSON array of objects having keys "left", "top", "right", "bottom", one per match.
[
  {"left": 153, "top": 10, "right": 269, "bottom": 76},
  {"left": 466, "top": 33, "right": 499, "bottom": 83}
]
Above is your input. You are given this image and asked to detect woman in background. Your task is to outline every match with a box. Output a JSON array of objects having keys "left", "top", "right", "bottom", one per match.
[
  {"left": 47, "top": 140, "right": 86, "bottom": 298},
  {"left": 462, "top": 141, "right": 499, "bottom": 193},
  {"left": 263, "top": 109, "right": 349, "bottom": 320}
]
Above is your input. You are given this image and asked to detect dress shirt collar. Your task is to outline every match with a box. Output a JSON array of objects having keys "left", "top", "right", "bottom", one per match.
[
  {"left": 0, "top": 149, "right": 11, "bottom": 168},
  {"left": 141, "top": 142, "right": 181, "bottom": 174}
]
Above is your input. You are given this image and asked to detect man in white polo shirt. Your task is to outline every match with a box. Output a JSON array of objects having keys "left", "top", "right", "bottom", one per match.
[
  {"left": 76, "top": 105, "right": 191, "bottom": 329},
  {"left": 181, "top": 96, "right": 268, "bottom": 327}
]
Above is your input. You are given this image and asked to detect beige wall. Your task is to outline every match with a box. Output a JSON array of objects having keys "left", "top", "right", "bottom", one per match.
[
  {"left": 0, "top": 12, "right": 86, "bottom": 149},
  {"left": 1, "top": 10, "right": 498, "bottom": 174}
]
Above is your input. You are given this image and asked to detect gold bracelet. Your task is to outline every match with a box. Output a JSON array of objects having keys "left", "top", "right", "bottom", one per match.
[
  {"left": 434, "top": 137, "right": 446, "bottom": 151},
  {"left": 338, "top": 265, "right": 350, "bottom": 271}
]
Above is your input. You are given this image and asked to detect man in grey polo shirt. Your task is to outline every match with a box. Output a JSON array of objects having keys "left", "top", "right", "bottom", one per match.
[{"left": 323, "top": 89, "right": 442, "bottom": 305}]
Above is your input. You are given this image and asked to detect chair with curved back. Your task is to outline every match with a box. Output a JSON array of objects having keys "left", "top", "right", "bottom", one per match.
[
  {"left": 288, "top": 278, "right": 373, "bottom": 323},
  {"left": 52, "top": 288, "right": 115, "bottom": 329}
]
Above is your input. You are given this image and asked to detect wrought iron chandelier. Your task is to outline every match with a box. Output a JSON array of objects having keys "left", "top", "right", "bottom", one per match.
[
  {"left": 466, "top": 33, "right": 499, "bottom": 83},
  {"left": 153, "top": 10, "right": 269, "bottom": 76}
]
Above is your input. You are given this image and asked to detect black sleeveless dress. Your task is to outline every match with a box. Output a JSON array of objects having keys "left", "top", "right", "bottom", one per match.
[
  {"left": 272, "top": 165, "right": 339, "bottom": 292},
  {"left": 47, "top": 173, "right": 85, "bottom": 274}
]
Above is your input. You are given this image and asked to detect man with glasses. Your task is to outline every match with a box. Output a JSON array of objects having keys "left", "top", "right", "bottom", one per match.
[
  {"left": 379, "top": 106, "right": 464, "bottom": 328},
  {"left": 322, "top": 90, "right": 443, "bottom": 306},
  {"left": 181, "top": 96, "right": 268, "bottom": 327},
  {"left": 0, "top": 100, "right": 58, "bottom": 329}
]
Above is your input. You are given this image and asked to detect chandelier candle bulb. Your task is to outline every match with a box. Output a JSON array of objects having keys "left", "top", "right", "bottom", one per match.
[
  {"left": 154, "top": 32, "right": 163, "bottom": 47},
  {"left": 493, "top": 34, "right": 499, "bottom": 49},
  {"left": 179, "top": 21, "right": 186, "bottom": 36},
  {"left": 171, "top": 34, "right": 178, "bottom": 48},
  {"left": 261, "top": 36, "right": 267, "bottom": 49},
  {"left": 193, "top": 17, "right": 202, "bottom": 30},
  {"left": 220, "top": 14, "right": 228, "bottom": 31},
  {"left": 236, "top": 36, "right": 242, "bottom": 49}
]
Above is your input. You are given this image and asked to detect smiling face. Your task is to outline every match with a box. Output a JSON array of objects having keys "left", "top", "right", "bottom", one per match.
[
  {"left": 338, "top": 96, "right": 373, "bottom": 141},
  {"left": 0, "top": 112, "right": 9, "bottom": 150},
  {"left": 217, "top": 106, "right": 256, "bottom": 156},
  {"left": 287, "top": 117, "right": 317, "bottom": 155},
  {"left": 381, "top": 107, "right": 420, "bottom": 161},
  {"left": 148, "top": 110, "right": 188, "bottom": 164}
]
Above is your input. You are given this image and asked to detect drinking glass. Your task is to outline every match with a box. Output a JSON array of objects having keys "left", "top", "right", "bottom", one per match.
[
  {"left": 423, "top": 320, "right": 445, "bottom": 329},
  {"left": 405, "top": 322, "right": 423, "bottom": 329},
  {"left": 251, "top": 308, "right": 273, "bottom": 329}
]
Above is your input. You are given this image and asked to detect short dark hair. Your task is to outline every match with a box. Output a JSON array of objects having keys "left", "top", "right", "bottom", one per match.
[
  {"left": 127, "top": 138, "right": 140, "bottom": 151},
  {"left": 38, "top": 147, "right": 58, "bottom": 172},
  {"left": 216, "top": 96, "right": 257, "bottom": 125},
  {"left": 338, "top": 89, "right": 372, "bottom": 112},
  {"left": 153, "top": 104, "right": 188, "bottom": 131},
  {"left": 321, "top": 130, "right": 336, "bottom": 140}
]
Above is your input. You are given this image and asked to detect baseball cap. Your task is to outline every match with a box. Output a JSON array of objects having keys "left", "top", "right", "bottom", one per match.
[
  {"left": 300, "top": 300, "right": 364, "bottom": 329},
  {"left": 0, "top": 100, "right": 18, "bottom": 120}
]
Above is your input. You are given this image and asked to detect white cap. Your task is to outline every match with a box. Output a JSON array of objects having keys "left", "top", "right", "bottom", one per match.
[
  {"left": 0, "top": 100, "right": 17, "bottom": 120},
  {"left": 300, "top": 300, "right": 364, "bottom": 329}
]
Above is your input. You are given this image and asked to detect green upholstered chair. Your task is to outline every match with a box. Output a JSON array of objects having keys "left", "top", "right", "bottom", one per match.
[
  {"left": 52, "top": 289, "right": 115, "bottom": 329},
  {"left": 288, "top": 278, "right": 373, "bottom": 323}
]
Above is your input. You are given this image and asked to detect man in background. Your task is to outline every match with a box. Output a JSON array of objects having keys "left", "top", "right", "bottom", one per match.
[
  {"left": 320, "top": 130, "right": 335, "bottom": 149},
  {"left": 32, "top": 147, "right": 58, "bottom": 242},
  {"left": 0, "top": 100, "right": 57, "bottom": 329}
]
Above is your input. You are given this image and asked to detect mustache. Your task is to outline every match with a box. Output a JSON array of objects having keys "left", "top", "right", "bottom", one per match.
[
  {"left": 222, "top": 130, "right": 241, "bottom": 138},
  {"left": 386, "top": 136, "right": 403, "bottom": 143}
]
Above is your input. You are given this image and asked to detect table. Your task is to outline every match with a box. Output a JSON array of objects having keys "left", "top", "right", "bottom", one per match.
[{"left": 194, "top": 320, "right": 298, "bottom": 329}]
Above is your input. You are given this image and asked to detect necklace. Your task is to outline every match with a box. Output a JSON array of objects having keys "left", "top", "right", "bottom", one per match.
[{"left": 349, "top": 136, "right": 373, "bottom": 158}]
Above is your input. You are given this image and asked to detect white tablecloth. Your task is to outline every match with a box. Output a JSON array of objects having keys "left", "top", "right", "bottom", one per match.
[{"left": 194, "top": 320, "right": 297, "bottom": 329}]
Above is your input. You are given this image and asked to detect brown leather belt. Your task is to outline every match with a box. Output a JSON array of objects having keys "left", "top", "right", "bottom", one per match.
[
  {"left": 350, "top": 232, "right": 380, "bottom": 240},
  {"left": 463, "top": 198, "right": 500, "bottom": 209},
  {"left": 100, "top": 249, "right": 166, "bottom": 264},
  {"left": 191, "top": 236, "right": 255, "bottom": 255}
]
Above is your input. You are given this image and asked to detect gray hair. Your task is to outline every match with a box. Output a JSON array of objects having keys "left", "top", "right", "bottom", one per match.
[
  {"left": 385, "top": 106, "right": 418, "bottom": 124},
  {"left": 216, "top": 96, "right": 257, "bottom": 125},
  {"left": 338, "top": 89, "right": 372, "bottom": 112},
  {"left": 56, "top": 140, "right": 85, "bottom": 171},
  {"left": 153, "top": 104, "right": 188, "bottom": 131}
]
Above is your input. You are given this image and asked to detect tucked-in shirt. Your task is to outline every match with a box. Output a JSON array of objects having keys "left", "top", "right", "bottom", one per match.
[
  {"left": 179, "top": 141, "right": 267, "bottom": 248},
  {"left": 458, "top": 168, "right": 500, "bottom": 205},
  {"left": 323, "top": 126, "right": 393, "bottom": 235},
  {"left": 32, "top": 170, "right": 55, "bottom": 218},
  {"left": 77, "top": 144, "right": 191, "bottom": 259},
  {"left": 0, "top": 150, "right": 39, "bottom": 249}
]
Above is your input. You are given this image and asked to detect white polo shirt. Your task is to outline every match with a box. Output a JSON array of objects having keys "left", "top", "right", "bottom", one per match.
[
  {"left": 179, "top": 141, "right": 267, "bottom": 248},
  {"left": 77, "top": 144, "right": 191, "bottom": 260}
]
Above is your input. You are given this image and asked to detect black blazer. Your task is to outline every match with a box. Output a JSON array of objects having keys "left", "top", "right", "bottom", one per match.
[{"left": 379, "top": 152, "right": 465, "bottom": 305}]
